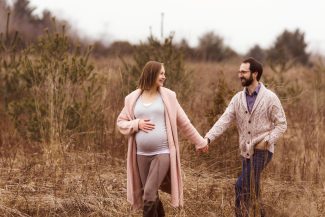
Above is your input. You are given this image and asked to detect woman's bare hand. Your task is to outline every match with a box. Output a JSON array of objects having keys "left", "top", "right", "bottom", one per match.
[
  {"left": 197, "top": 145, "right": 209, "bottom": 154},
  {"left": 138, "top": 119, "right": 155, "bottom": 133}
]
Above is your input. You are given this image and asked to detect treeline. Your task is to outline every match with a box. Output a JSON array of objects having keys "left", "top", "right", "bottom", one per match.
[
  {"left": 93, "top": 30, "right": 310, "bottom": 68},
  {"left": 1, "top": 0, "right": 311, "bottom": 70}
]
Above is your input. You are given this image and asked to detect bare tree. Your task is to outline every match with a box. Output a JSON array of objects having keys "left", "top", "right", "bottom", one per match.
[{"left": 198, "top": 31, "right": 237, "bottom": 62}]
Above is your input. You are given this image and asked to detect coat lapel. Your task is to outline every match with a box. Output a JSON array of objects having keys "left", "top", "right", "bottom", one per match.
[
  {"left": 241, "top": 87, "right": 249, "bottom": 112},
  {"left": 127, "top": 89, "right": 141, "bottom": 119},
  {"left": 159, "top": 87, "right": 176, "bottom": 145},
  {"left": 159, "top": 88, "right": 173, "bottom": 121}
]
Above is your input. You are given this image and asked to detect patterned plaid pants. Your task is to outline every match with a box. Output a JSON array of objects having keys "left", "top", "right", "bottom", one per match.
[{"left": 235, "top": 149, "right": 273, "bottom": 217}]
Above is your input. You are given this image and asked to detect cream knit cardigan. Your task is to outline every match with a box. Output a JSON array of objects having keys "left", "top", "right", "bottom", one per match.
[{"left": 205, "top": 83, "right": 287, "bottom": 158}]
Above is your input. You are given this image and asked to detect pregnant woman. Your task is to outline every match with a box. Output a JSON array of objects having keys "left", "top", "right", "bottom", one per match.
[{"left": 117, "top": 60, "right": 208, "bottom": 217}]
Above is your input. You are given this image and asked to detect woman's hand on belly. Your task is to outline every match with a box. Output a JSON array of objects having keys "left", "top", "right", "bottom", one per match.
[{"left": 139, "top": 119, "right": 155, "bottom": 133}]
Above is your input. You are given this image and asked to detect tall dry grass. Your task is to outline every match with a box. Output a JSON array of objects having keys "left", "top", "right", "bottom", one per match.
[{"left": 1, "top": 53, "right": 325, "bottom": 216}]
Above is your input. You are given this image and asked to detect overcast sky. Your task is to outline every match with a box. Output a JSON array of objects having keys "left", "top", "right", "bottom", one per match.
[{"left": 20, "top": 0, "right": 325, "bottom": 54}]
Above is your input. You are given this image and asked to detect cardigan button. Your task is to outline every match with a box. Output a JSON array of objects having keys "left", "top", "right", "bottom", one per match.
[
  {"left": 245, "top": 111, "right": 248, "bottom": 114},
  {"left": 248, "top": 131, "right": 251, "bottom": 134},
  {"left": 248, "top": 120, "right": 251, "bottom": 123}
]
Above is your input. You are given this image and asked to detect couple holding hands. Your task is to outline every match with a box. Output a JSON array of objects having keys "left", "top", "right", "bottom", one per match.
[{"left": 117, "top": 58, "right": 287, "bottom": 217}]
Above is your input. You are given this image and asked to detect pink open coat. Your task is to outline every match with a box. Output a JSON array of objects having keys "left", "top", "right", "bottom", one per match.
[{"left": 116, "top": 87, "right": 206, "bottom": 209}]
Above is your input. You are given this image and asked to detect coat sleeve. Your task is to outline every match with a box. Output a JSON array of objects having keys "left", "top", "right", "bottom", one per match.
[
  {"left": 205, "top": 95, "right": 237, "bottom": 142},
  {"left": 176, "top": 99, "right": 207, "bottom": 150},
  {"left": 116, "top": 99, "right": 140, "bottom": 136},
  {"left": 264, "top": 94, "right": 287, "bottom": 145}
]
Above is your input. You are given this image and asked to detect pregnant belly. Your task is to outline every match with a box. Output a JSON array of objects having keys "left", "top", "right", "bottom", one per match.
[{"left": 135, "top": 129, "right": 168, "bottom": 153}]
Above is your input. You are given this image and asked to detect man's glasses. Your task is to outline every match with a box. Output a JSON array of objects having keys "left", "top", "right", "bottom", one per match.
[{"left": 238, "top": 70, "right": 250, "bottom": 75}]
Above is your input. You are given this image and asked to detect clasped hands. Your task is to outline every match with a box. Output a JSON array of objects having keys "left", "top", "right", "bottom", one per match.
[{"left": 196, "top": 138, "right": 209, "bottom": 154}]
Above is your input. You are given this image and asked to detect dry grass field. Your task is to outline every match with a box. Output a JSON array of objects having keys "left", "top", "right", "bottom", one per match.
[{"left": 0, "top": 57, "right": 324, "bottom": 216}]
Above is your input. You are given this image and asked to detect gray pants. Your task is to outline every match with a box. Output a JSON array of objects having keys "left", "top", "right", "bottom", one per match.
[{"left": 137, "top": 154, "right": 170, "bottom": 202}]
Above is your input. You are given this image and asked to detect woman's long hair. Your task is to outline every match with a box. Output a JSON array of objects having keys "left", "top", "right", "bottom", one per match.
[{"left": 138, "top": 61, "right": 163, "bottom": 90}]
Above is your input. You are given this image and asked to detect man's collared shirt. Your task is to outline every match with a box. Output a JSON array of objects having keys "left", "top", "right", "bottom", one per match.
[{"left": 246, "top": 83, "right": 261, "bottom": 113}]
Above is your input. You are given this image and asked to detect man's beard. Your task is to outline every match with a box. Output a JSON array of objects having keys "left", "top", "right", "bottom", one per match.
[{"left": 240, "top": 74, "right": 254, "bottom": 87}]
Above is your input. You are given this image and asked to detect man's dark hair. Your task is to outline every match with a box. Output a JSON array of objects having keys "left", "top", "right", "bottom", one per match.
[{"left": 243, "top": 57, "right": 263, "bottom": 81}]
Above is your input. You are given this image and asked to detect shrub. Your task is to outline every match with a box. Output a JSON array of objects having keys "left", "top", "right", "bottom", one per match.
[
  {"left": 267, "top": 29, "right": 310, "bottom": 72},
  {"left": 0, "top": 12, "right": 23, "bottom": 111},
  {"left": 1, "top": 19, "right": 102, "bottom": 150}
]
